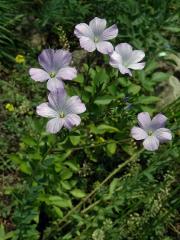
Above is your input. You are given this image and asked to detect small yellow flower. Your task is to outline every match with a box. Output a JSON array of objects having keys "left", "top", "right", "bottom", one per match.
[
  {"left": 15, "top": 54, "right": 25, "bottom": 64},
  {"left": 5, "top": 103, "right": 14, "bottom": 112}
]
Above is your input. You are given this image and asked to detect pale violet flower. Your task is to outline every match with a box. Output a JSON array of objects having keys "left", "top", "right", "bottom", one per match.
[
  {"left": 131, "top": 112, "right": 172, "bottom": 151},
  {"left": 110, "top": 43, "right": 145, "bottom": 76},
  {"left": 36, "top": 88, "right": 86, "bottom": 134},
  {"left": 74, "top": 17, "right": 118, "bottom": 54},
  {"left": 29, "top": 49, "right": 77, "bottom": 91}
]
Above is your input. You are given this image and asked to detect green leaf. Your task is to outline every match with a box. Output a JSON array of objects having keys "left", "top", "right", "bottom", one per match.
[
  {"left": 90, "top": 124, "right": 119, "bottom": 134},
  {"left": 109, "top": 178, "right": 119, "bottom": 195},
  {"left": 128, "top": 84, "right": 141, "bottom": 95},
  {"left": 53, "top": 206, "right": 63, "bottom": 218},
  {"left": 138, "top": 96, "right": 159, "bottom": 105},
  {"left": 152, "top": 72, "right": 170, "bottom": 82},
  {"left": 22, "top": 136, "right": 37, "bottom": 146},
  {"left": 74, "top": 74, "right": 84, "bottom": 83},
  {"left": 61, "top": 181, "right": 72, "bottom": 190},
  {"left": 20, "top": 162, "right": 32, "bottom": 175},
  {"left": 94, "top": 95, "right": 114, "bottom": 105},
  {"left": 162, "top": 26, "right": 180, "bottom": 33},
  {"left": 106, "top": 142, "right": 117, "bottom": 155},
  {"left": 48, "top": 196, "right": 72, "bottom": 208},
  {"left": 65, "top": 161, "right": 79, "bottom": 172},
  {"left": 69, "top": 135, "right": 80, "bottom": 146},
  {"left": 70, "top": 189, "right": 86, "bottom": 198},
  {"left": 60, "top": 168, "right": 73, "bottom": 180},
  {"left": 0, "top": 224, "right": 5, "bottom": 239}
]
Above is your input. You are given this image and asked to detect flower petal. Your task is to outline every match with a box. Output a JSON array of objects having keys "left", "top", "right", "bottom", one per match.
[
  {"left": 128, "top": 50, "right": 145, "bottom": 64},
  {"left": 74, "top": 23, "right": 94, "bottom": 38},
  {"left": 89, "top": 17, "right": 106, "bottom": 36},
  {"left": 143, "top": 136, "right": 159, "bottom": 151},
  {"left": 29, "top": 68, "right": 50, "bottom": 82},
  {"left": 115, "top": 43, "right": 133, "bottom": 61},
  {"left": 46, "top": 118, "right": 64, "bottom": 134},
  {"left": 128, "top": 62, "right": 145, "bottom": 70},
  {"left": 102, "top": 24, "right": 118, "bottom": 40},
  {"left": 64, "top": 114, "right": 81, "bottom": 129},
  {"left": 131, "top": 127, "right": 148, "bottom": 140},
  {"left": 36, "top": 103, "right": 58, "bottom": 118},
  {"left": 109, "top": 51, "right": 122, "bottom": 68},
  {"left": 151, "top": 113, "right": 167, "bottom": 130},
  {"left": 137, "top": 112, "right": 151, "bottom": 130},
  {"left": 56, "top": 67, "right": 77, "bottom": 80},
  {"left": 64, "top": 96, "right": 86, "bottom": 114},
  {"left": 153, "top": 128, "right": 172, "bottom": 143},
  {"left": 96, "top": 41, "right": 113, "bottom": 54},
  {"left": 79, "top": 36, "right": 96, "bottom": 52},
  {"left": 38, "top": 49, "right": 54, "bottom": 72},
  {"left": 47, "top": 78, "right": 64, "bottom": 92},
  {"left": 53, "top": 50, "right": 72, "bottom": 71},
  {"left": 48, "top": 88, "right": 67, "bottom": 111},
  {"left": 118, "top": 64, "right": 132, "bottom": 76}
]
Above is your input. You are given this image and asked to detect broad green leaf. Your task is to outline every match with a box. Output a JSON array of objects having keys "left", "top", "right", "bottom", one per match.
[
  {"left": 152, "top": 72, "right": 170, "bottom": 82},
  {"left": 70, "top": 189, "right": 86, "bottom": 198},
  {"left": 53, "top": 206, "right": 63, "bottom": 218},
  {"left": 22, "top": 136, "right": 37, "bottom": 146},
  {"left": 94, "top": 96, "right": 114, "bottom": 105},
  {"left": 20, "top": 162, "right": 32, "bottom": 175},
  {"left": 0, "top": 224, "right": 5, "bottom": 239},
  {"left": 60, "top": 167, "right": 73, "bottom": 180},
  {"left": 106, "top": 142, "right": 117, "bottom": 155},
  {"left": 128, "top": 84, "right": 141, "bottom": 95},
  {"left": 69, "top": 135, "right": 80, "bottom": 146},
  {"left": 90, "top": 124, "right": 119, "bottom": 134},
  {"left": 65, "top": 161, "right": 79, "bottom": 172},
  {"left": 138, "top": 96, "right": 159, "bottom": 105},
  {"left": 61, "top": 181, "right": 72, "bottom": 190},
  {"left": 48, "top": 196, "right": 72, "bottom": 208},
  {"left": 74, "top": 74, "right": 84, "bottom": 83}
]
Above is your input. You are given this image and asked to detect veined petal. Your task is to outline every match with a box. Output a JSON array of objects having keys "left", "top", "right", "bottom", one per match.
[
  {"left": 46, "top": 118, "right": 64, "bottom": 134},
  {"left": 53, "top": 50, "right": 72, "bottom": 71},
  {"left": 56, "top": 67, "right": 77, "bottom": 80},
  {"left": 118, "top": 64, "right": 132, "bottom": 76},
  {"left": 38, "top": 49, "right": 54, "bottom": 72},
  {"left": 109, "top": 51, "right": 122, "bottom": 68},
  {"left": 47, "top": 78, "right": 64, "bottom": 92},
  {"left": 115, "top": 43, "right": 133, "bottom": 61},
  {"left": 143, "top": 136, "right": 159, "bottom": 151},
  {"left": 36, "top": 103, "right": 58, "bottom": 118},
  {"left": 48, "top": 88, "right": 67, "bottom": 111},
  {"left": 138, "top": 112, "right": 151, "bottom": 130},
  {"left": 64, "top": 96, "right": 86, "bottom": 114},
  {"left": 128, "top": 50, "right": 145, "bottom": 64},
  {"left": 153, "top": 128, "right": 172, "bottom": 143},
  {"left": 96, "top": 41, "right": 113, "bottom": 54},
  {"left": 74, "top": 23, "right": 94, "bottom": 38},
  {"left": 102, "top": 24, "right": 118, "bottom": 40},
  {"left": 29, "top": 68, "right": 50, "bottom": 82},
  {"left": 64, "top": 114, "right": 81, "bottom": 130},
  {"left": 89, "top": 17, "right": 106, "bottom": 36},
  {"left": 128, "top": 62, "right": 145, "bottom": 70},
  {"left": 79, "top": 36, "right": 96, "bottom": 52},
  {"left": 151, "top": 113, "right": 167, "bottom": 130},
  {"left": 131, "top": 127, "right": 148, "bottom": 140}
]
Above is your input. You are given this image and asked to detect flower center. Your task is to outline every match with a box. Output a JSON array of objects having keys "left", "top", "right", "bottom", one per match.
[
  {"left": 50, "top": 72, "right": 56, "bottom": 78},
  {"left": 59, "top": 112, "right": 64, "bottom": 118},
  {"left": 147, "top": 130, "right": 153, "bottom": 136},
  {"left": 94, "top": 36, "right": 99, "bottom": 43}
]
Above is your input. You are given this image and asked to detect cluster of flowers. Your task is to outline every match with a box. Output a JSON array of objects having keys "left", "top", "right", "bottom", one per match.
[{"left": 29, "top": 17, "right": 172, "bottom": 151}]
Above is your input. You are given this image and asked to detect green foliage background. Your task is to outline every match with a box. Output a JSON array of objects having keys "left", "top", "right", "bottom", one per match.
[{"left": 0, "top": 0, "right": 179, "bottom": 239}]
